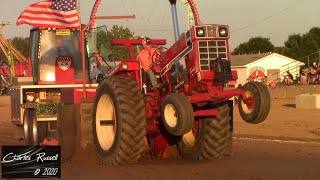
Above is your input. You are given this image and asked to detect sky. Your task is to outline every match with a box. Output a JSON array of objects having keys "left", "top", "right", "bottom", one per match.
[{"left": 1, "top": 0, "right": 320, "bottom": 50}]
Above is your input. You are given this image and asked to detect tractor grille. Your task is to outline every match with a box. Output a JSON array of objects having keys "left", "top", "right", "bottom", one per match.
[{"left": 198, "top": 40, "right": 228, "bottom": 71}]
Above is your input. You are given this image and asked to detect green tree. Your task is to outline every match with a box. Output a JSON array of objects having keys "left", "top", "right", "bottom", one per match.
[
  {"left": 308, "top": 27, "right": 320, "bottom": 47},
  {"left": 232, "top": 37, "right": 274, "bottom": 55},
  {"left": 300, "top": 33, "right": 318, "bottom": 57},
  {"left": 282, "top": 27, "right": 320, "bottom": 64},
  {"left": 96, "top": 25, "right": 136, "bottom": 61},
  {"left": 282, "top": 34, "right": 302, "bottom": 59},
  {"left": 10, "top": 37, "right": 29, "bottom": 59}
]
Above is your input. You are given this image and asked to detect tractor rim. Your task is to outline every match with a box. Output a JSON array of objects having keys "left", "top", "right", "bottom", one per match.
[
  {"left": 241, "top": 91, "right": 255, "bottom": 114},
  {"left": 96, "top": 94, "right": 116, "bottom": 151},
  {"left": 182, "top": 121, "right": 199, "bottom": 147},
  {"left": 164, "top": 104, "right": 178, "bottom": 128},
  {"left": 32, "top": 114, "right": 38, "bottom": 145}
]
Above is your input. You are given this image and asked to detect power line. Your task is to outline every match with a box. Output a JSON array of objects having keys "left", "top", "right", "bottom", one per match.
[
  {"left": 231, "top": 0, "right": 300, "bottom": 33},
  {"left": 134, "top": 29, "right": 173, "bottom": 32}
]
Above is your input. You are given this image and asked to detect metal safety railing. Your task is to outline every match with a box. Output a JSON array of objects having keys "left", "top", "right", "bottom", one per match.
[{"left": 271, "top": 50, "right": 320, "bottom": 83}]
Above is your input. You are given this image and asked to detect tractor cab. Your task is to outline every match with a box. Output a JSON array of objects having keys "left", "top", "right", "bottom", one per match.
[{"left": 29, "top": 28, "right": 90, "bottom": 85}]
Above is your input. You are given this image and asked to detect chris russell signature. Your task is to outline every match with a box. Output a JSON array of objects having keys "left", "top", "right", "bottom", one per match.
[{"left": 2, "top": 152, "right": 59, "bottom": 163}]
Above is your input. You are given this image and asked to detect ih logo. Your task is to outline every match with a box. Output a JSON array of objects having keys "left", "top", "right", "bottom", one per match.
[{"left": 56, "top": 56, "right": 72, "bottom": 71}]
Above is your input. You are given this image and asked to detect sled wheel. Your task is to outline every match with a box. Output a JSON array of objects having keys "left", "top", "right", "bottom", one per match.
[
  {"left": 23, "top": 109, "right": 33, "bottom": 145},
  {"left": 23, "top": 109, "right": 47, "bottom": 145}
]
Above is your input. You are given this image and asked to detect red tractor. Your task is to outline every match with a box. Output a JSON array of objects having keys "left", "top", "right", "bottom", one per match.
[
  {"left": 10, "top": 0, "right": 270, "bottom": 165},
  {"left": 91, "top": 0, "right": 270, "bottom": 165}
]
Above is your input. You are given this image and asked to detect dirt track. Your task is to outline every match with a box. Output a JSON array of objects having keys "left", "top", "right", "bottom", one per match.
[{"left": 0, "top": 96, "right": 320, "bottom": 179}]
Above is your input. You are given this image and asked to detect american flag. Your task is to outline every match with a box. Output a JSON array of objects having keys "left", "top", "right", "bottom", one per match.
[{"left": 17, "top": 0, "right": 80, "bottom": 28}]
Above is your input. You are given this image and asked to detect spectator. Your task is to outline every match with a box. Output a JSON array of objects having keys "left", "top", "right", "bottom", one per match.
[
  {"left": 284, "top": 71, "right": 293, "bottom": 85},
  {"left": 262, "top": 76, "right": 268, "bottom": 85},
  {"left": 307, "top": 67, "right": 317, "bottom": 85},
  {"left": 315, "top": 66, "right": 320, "bottom": 85},
  {"left": 270, "top": 80, "right": 277, "bottom": 87},
  {"left": 313, "top": 62, "right": 317, "bottom": 68},
  {"left": 300, "top": 72, "right": 308, "bottom": 85}
]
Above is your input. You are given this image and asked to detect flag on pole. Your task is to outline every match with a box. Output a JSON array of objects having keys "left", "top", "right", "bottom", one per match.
[{"left": 17, "top": 0, "right": 80, "bottom": 29}]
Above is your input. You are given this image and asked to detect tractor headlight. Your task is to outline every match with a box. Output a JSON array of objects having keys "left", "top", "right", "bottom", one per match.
[
  {"left": 122, "top": 64, "right": 128, "bottom": 70},
  {"left": 196, "top": 27, "right": 206, "bottom": 37},
  {"left": 218, "top": 26, "right": 229, "bottom": 37}
]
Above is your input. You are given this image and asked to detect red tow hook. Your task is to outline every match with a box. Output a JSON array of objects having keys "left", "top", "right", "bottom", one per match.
[{"left": 41, "top": 138, "right": 59, "bottom": 146}]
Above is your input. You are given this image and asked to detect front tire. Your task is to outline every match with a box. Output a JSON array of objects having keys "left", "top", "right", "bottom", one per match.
[
  {"left": 177, "top": 103, "right": 231, "bottom": 160},
  {"left": 238, "top": 81, "right": 271, "bottom": 124},
  {"left": 93, "top": 75, "right": 146, "bottom": 165},
  {"left": 161, "top": 93, "right": 194, "bottom": 136}
]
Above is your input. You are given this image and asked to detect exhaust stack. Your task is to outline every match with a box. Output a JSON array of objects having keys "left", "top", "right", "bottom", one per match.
[{"left": 169, "top": 0, "right": 180, "bottom": 42}]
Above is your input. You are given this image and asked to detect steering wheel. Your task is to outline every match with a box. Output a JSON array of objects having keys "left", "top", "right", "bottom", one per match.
[{"left": 151, "top": 47, "right": 168, "bottom": 65}]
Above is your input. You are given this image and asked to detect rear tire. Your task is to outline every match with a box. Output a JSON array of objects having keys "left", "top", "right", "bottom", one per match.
[
  {"left": 93, "top": 75, "right": 146, "bottom": 165},
  {"left": 177, "top": 103, "right": 231, "bottom": 160},
  {"left": 31, "top": 113, "right": 48, "bottom": 145},
  {"left": 238, "top": 81, "right": 271, "bottom": 124},
  {"left": 23, "top": 109, "right": 48, "bottom": 145},
  {"left": 23, "top": 109, "right": 33, "bottom": 145},
  {"left": 161, "top": 93, "right": 194, "bottom": 136},
  {"left": 57, "top": 104, "right": 77, "bottom": 162}
]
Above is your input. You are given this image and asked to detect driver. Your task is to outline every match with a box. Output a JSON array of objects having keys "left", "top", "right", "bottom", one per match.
[{"left": 136, "top": 37, "right": 159, "bottom": 88}]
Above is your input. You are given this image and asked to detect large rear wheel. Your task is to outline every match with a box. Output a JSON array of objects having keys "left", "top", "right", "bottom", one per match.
[
  {"left": 93, "top": 75, "right": 146, "bottom": 165},
  {"left": 177, "top": 103, "right": 231, "bottom": 160}
]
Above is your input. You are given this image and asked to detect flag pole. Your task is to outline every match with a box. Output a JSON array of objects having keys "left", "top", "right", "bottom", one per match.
[{"left": 78, "top": 0, "right": 87, "bottom": 99}]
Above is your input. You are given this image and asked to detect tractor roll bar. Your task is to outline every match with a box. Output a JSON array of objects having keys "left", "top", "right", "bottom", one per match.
[
  {"left": 82, "top": 0, "right": 136, "bottom": 98},
  {"left": 112, "top": 39, "right": 167, "bottom": 61}
]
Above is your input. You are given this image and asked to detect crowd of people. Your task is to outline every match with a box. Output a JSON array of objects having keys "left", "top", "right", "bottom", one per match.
[
  {"left": 298, "top": 63, "right": 320, "bottom": 85},
  {"left": 274, "top": 63, "right": 320, "bottom": 86}
]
